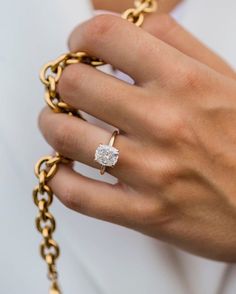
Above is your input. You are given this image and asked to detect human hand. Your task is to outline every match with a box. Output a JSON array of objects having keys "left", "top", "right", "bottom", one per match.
[
  {"left": 39, "top": 14, "right": 236, "bottom": 261},
  {"left": 92, "top": 0, "right": 182, "bottom": 14}
]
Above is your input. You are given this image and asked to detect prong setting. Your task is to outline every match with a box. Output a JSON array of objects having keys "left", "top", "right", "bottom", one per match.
[{"left": 95, "top": 144, "right": 119, "bottom": 167}]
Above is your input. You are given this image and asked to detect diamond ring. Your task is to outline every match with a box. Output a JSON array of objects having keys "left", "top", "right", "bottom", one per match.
[{"left": 95, "top": 130, "right": 120, "bottom": 175}]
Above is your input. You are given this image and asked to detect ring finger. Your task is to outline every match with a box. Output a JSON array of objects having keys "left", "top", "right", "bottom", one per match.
[{"left": 39, "top": 107, "right": 139, "bottom": 181}]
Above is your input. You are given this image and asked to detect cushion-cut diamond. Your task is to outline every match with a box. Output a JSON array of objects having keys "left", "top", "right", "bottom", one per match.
[{"left": 95, "top": 144, "right": 119, "bottom": 167}]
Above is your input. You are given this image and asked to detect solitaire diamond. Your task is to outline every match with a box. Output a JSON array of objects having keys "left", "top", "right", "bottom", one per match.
[{"left": 95, "top": 144, "right": 119, "bottom": 167}]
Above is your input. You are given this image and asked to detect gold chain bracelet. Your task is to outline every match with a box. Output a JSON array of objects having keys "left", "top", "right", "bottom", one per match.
[{"left": 33, "top": 1, "right": 158, "bottom": 293}]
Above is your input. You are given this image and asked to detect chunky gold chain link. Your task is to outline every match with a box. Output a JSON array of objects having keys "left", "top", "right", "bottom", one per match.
[
  {"left": 33, "top": 1, "right": 157, "bottom": 293},
  {"left": 122, "top": 0, "right": 158, "bottom": 26}
]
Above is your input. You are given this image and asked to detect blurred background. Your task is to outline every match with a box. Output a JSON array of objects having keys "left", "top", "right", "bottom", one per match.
[{"left": 0, "top": 0, "right": 236, "bottom": 293}]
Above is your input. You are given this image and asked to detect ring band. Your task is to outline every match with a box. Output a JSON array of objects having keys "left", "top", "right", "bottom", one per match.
[{"left": 95, "top": 130, "right": 120, "bottom": 175}]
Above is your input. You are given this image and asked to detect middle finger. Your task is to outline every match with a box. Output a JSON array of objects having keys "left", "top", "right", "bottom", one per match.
[{"left": 58, "top": 62, "right": 146, "bottom": 133}]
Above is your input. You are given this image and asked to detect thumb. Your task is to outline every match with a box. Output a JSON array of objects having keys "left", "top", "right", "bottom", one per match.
[{"left": 143, "top": 14, "right": 236, "bottom": 79}]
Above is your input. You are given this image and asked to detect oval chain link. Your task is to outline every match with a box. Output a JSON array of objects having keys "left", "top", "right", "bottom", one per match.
[{"left": 33, "top": 1, "right": 158, "bottom": 293}]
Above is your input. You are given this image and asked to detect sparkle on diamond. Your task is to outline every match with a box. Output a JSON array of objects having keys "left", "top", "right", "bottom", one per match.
[{"left": 95, "top": 144, "right": 119, "bottom": 167}]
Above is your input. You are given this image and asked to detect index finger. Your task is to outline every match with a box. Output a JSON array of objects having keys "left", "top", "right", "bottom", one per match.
[{"left": 68, "top": 14, "right": 183, "bottom": 85}]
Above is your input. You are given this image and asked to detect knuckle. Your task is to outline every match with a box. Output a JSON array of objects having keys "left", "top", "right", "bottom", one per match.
[
  {"left": 162, "top": 111, "right": 195, "bottom": 143},
  {"left": 58, "top": 64, "right": 79, "bottom": 99},
  {"left": 141, "top": 104, "right": 197, "bottom": 146},
  {"left": 134, "top": 198, "right": 170, "bottom": 227},
  {"left": 157, "top": 161, "right": 181, "bottom": 187},
  {"left": 180, "top": 64, "right": 202, "bottom": 89},
  {"left": 83, "top": 14, "right": 119, "bottom": 46},
  {"left": 52, "top": 121, "right": 72, "bottom": 154},
  {"left": 168, "top": 115, "right": 188, "bottom": 138}
]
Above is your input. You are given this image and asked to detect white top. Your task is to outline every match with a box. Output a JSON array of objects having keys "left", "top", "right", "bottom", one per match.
[{"left": 0, "top": 1, "right": 235, "bottom": 293}]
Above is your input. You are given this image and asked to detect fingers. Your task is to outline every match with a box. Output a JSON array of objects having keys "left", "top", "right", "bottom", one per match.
[
  {"left": 92, "top": 0, "right": 135, "bottom": 12},
  {"left": 92, "top": 0, "right": 181, "bottom": 14},
  {"left": 68, "top": 14, "right": 183, "bottom": 85},
  {"left": 50, "top": 164, "right": 167, "bottom": 228},
  {"left": 57, "top": 62, "right": 145, "bottom": 132},
  {"left": 39, "top": 107, "right": 138, "bottom": 180},
  {"left": 49, "top": 164, "right": 141, "bottom": 226},
  {"left": 143, "top": 14, "right": 236, "bottom": 79}
]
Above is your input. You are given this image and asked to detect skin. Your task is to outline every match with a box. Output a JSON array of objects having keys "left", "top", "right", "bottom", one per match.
[
  {"left": 92, "top": 0, "right": 182, "bottom": 13},
  {"left": 39, "top": 11, "right": 236, "bottom": 262}
]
